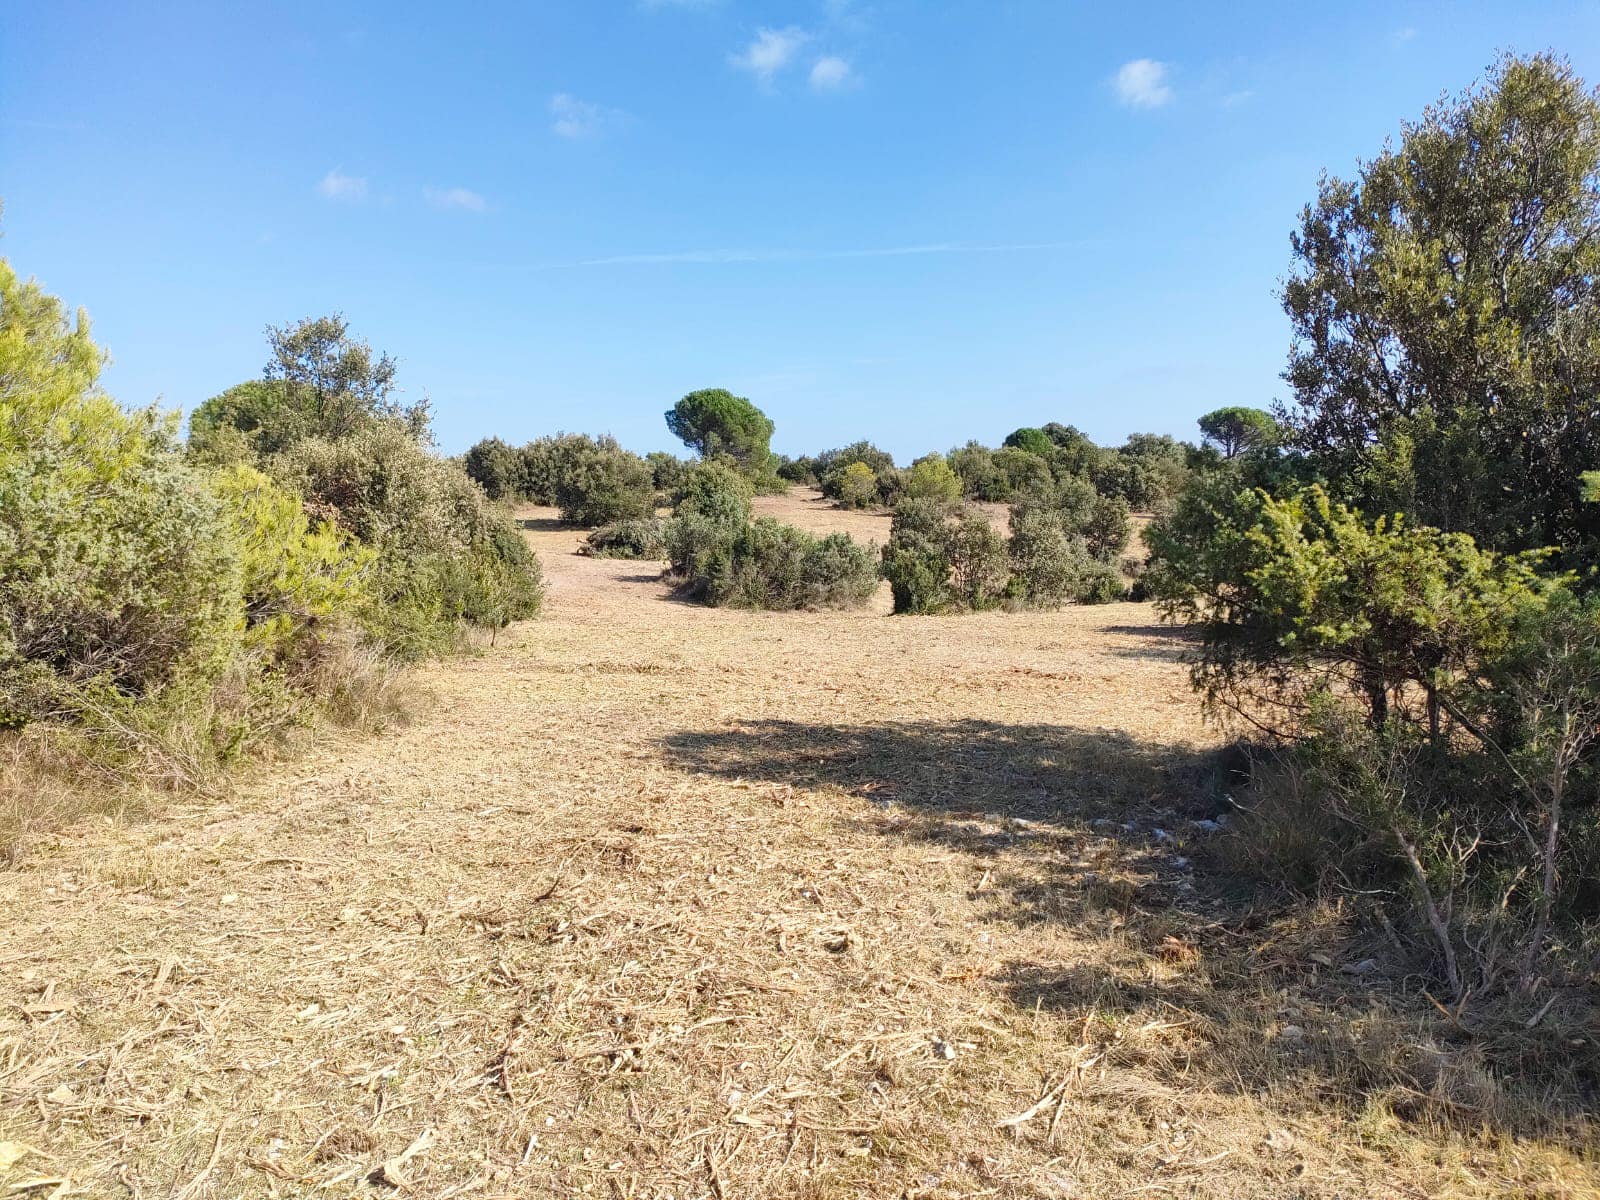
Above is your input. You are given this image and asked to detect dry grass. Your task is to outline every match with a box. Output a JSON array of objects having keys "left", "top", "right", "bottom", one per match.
[{"left": 1, "top": 489, "right": 1595, "bottom": 1198}]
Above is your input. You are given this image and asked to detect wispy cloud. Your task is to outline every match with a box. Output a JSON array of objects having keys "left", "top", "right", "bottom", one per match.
[
  {"left": 730, "top": 26, "right": 809, "bottom": 82},
  {"left": 809, "top": 55, "right": 855, "bottom": 91},
  {"left": 316, "top": 168, "right": 368, "bottom": 202},
  {"left": 550, "top": 92, "right": 626, "bottom": 138},
  {"left": 424, "top": 186, "right": 487, "bottom": 212},
  {"left": 570, "top": 241, "right": 1082, "bottom": 267},
  {"left": 1113, "top": 58, "right": 1172, "bottom": 109},
  {"left": 1391, "top": 26, "right": 1419, "bottom": 45}
]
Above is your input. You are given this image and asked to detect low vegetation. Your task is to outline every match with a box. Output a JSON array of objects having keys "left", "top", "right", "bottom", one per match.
[
  {"left": 1147, "top": 54, "right": 1600, "bottom": 1053},
  {"left": 1, "top": 276, "right": 540, "bottom": 846}
]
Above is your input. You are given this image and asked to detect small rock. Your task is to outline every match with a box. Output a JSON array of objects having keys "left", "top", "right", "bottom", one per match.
[
  {"left": 1152, "top": 828, "right": 1172, "bottom": 843},
  {"left": 1192, "top": 819, "right": 1223, "bottom": 834},
  {"left": 1342, "top": 958, "right": 1379, "bottom": 976},
  {"left": 1277, "top": 1024, "right": 1305, "bottom": 1042}
]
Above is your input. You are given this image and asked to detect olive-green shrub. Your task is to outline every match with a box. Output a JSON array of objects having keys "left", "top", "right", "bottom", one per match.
[{"left": 582, "top": 517, "right": 668, "bottom": 559}]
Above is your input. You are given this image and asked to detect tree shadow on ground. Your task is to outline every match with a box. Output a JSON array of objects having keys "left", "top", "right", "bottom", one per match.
[
  {"left": 517, "top": 515, "right": 569, "bottom": 534},
  {"left": 660, "top": 717, "right": 1596, "bottom": 1148},
  {"left": 1102, "top": 623, "right": 1199, "bottom": 664}
]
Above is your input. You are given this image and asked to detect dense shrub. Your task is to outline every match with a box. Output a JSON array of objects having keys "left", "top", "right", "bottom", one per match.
[
  {"left": 1002, "top": 427, "right": 1054, "bottom": 457},
  {"left": 543, "top": 435, "right": 655, "bottom": 526},
  {"left": 833, "top": 460, "right": 880, "bottom": 508},
  {"left": 947, "top": 441, "right": 1005, "bottom": 501},
  {"left": 0, "top": 267, "right": 424, "bottom": 787},
  {"left": 271, "top": 420, "right": 543, "bottom": 657},
  {"left": 687, "top": 518, "right": 878, "bottom": 610},
  {"left": 663, "top": 461, "right": 875, "bottom": 609},
  {"left": 901, "top": 454, "right": 962, "bottom": 501},
  {"left": 775, "top": 454, "right": 819, "bottom": 485},
  {"left": 463, "top": 436, "right": 526, "bottom": 500},
  {"left": 990, "top": 446, "right": 1053, "bottom": 497},
  {"left": 1005, "top": 507, "right": 1122, "bottom": 607},
  {"left": 645, "top": 451, "right": 688, "bottom": 496},
  {"left": 664, "top": 460, "right": 754, "bottom": 581},
  {"left": 882, "top": 499, "right": 1009, "bottom": 614},
  {"left": 582, "top": 517, "right": 668, "bottom": 559}
]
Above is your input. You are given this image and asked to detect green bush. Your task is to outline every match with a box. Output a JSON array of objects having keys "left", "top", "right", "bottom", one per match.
[
  {"left": 1002, "top": 427, "right": 1054, "bottom": 457},
  {"left": 901, "top": 454, "right": 962, "bottom": 501},
  {"left": 543, "top": 435, "right": 654, "bottom": 526},
  {"left": 690, "top": 518, "right": 878, "bottom": 610},
  {"left": 269, "top": 414, "right": 541, "bottom": 659},
  {"left": 583, "top": 517, "right": 668, "bottom": 559},
  {"left": 991, "top": 446, "right": 1053, "bottom": 498},
  {"left": 645, "top": 451, "right": 688, "bottom": 496},
  {"left": 833, "top": 460, "right": 880, "bottom": 508},
  {"left": 0, "top": 268, "right": 428, "bottom": 789},
  {"left": 948, "top": 442, "right": 1005, "bottom": 501},
  {"left": 882, "top": 499, "right": 1008, "bottom": 614},
  {"left": 674, "top": 459, "right": 754, "bottom": 523},
  {"left": 463, "top": 436, "right": 527, "bottom": 501}
]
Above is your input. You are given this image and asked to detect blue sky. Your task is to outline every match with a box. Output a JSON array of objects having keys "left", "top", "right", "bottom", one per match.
[{"left": 5, "top": 1, "right": 1599, "bottom": 460}]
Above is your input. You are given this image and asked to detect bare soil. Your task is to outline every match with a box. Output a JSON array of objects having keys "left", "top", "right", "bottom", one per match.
[{"left": 0, "top": 489, "right": 1591, "bottom": 1198}]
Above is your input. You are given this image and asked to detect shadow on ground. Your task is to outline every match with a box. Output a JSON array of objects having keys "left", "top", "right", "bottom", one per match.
[
  {"left": 660, "top": 717, "right": 1598, "bottom": 1148},
  {"left": 517, "top": 515, "right": 570, "bottom": 534}
]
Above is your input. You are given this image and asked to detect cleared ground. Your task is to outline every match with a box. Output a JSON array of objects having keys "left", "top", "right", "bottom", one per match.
[{"left": 0, "top": 490, "right": 1590, "bottom": 1198}]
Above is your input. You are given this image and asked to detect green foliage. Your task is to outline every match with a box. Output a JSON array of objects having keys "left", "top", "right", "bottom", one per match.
[
  {"left": 1146, "top": 482, "right": 1552, "bottom": 727},
  {"left": 188, "top": 380, "right": 296, "bottom": 462},
  {"left": 882, "top": 499, "right": 1009, "bottom": 614},
  {"left": 947, "top": 442, "right": 1005, "bottom": 501},
  {"left": 270, "top": 421, "right": 542, "bottom": 657},
  {"left": 774, "top": 454, "right": 819, "bottom": 485},
  {"left": 673, "top": 459, "right": 754, "bottom": 525},
  {"left": 1005, "top": 500, "right": 1127, "bottom": 608},
  {"left": 645, "top": 450, "right": 688, "bottom": 496},
  {"left": 1281, "top": 52, "right": 1600, "bottom": 572},
  {"left": 462, "top": 436, "right": 526, "bottom": 501},
  {"left": 209, "top": 463, "right": 374, "bottom": 660},
  {"left": 665, "top": 388, "right": 776, "bottom": 475},
  {"left": 1002, "top": 427, "right": 1054, "bottom": 457},
  {"left": 550, "top": 437, "right": 655, "bottom": 527},
  {"left": 689, "top": 518, "right": 879, "bottom": 610},
  {"left": 1198, "top": 406, "right": 1278, "bottom": 459},
  {"left": 1092, "top": 434, "right": 1190, "bottom": 511},
  {"left": 582, "top": 517, "right": 668, "bottom": 559},
  {"left": 990, "top": 446, "right": 1053, "bottom": 498},
  {"left": 816, "top": 441, "right": 899, "bottom": 507},
  {"left": 901, "top": 454, "right": 962, "bottom": 502},
  {"left": 834, "top": 460, "right": 880, "bottom": 508},
  {"left": 0, "top": 264, "right": 434, "bottom": 773}
]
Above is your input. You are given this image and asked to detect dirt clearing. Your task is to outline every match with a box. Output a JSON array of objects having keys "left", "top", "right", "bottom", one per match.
[{"left": 0, "top": 492, "right": 1591, "bottom": 1198}]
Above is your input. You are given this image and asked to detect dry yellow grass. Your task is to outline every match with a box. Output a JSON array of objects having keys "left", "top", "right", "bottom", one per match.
[{"left": 0, "top": 489, "right": 1593, "bottom": 1198}]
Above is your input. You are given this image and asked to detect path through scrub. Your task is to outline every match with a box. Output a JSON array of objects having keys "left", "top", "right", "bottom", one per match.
[{"left": 0, "top": 491, "right": 1590, "bottom": 1198}]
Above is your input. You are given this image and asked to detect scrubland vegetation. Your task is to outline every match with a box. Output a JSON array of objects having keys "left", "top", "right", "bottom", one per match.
[
  {"left": 1, "top": 285, "right": 540, "bottom": 847},
  {"left": 6, "top": 48, "right": 1600, "bottom": 1200}
]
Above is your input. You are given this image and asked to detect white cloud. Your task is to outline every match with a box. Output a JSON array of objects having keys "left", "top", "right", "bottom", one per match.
[
  {"left": 316, "top": 168, "right": 368, "bottom": 202},
  {"left": 809, "top": 55, "right": 854, "bottom": 91},
  {"left": 550, "top": 92, "right": 624, "bottom": 139},
  {"left": 424, "top": 186, "right": 487, "bottom": 213},
  {"left": 731, "top": 27, "right": 809, "bottom": 82},
  {"left": 1113, "top": 58, "right": 1172, "bottom": 109}
]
